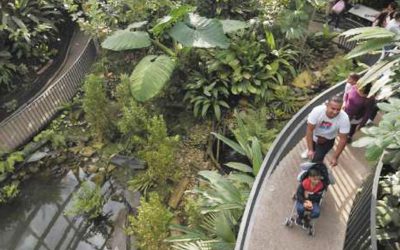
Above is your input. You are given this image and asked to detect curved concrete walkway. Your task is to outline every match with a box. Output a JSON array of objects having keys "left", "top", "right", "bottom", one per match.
[{"left": 244, "top": 136, "right": 373, "bottom": 249}]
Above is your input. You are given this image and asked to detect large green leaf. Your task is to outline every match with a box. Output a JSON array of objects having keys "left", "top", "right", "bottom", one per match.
[
  {"left": 101, "top": 30, "right": 151, "bottom": 51},
  {"left": 250, "top": 137, "right": 263, "bottom": 175},
  {"left": 219, "top": 19, "right": 249, "bottom": 33},
  {"left": 346, "top": 37, "right": 394, "bottom": 59},
  {"left": 169, "top": 13, "right": 229, "bottom": 49},
  {"left": 130, "top": 55, "right": 176, "bottom": 101},
  {"left": 358, "top": 56, "right": 400, "bottom": 88},
  {"left": 151, "top": 5, "right": 195, "bottom": 36},
  {"left": 224, "top": 162, "right": 252, "bottom": 173},
  {"left": 211, "top": 132, "right": 246, "bottom": 155},
  {"left": 342, "top": 27, "right": 395, "bottom": 40}
]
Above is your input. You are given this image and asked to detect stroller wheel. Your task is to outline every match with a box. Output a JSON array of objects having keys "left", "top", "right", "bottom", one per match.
[
  {"left": 308, "top": 226, "right": 315, "bottom": 236},
  {"left": 284, "top": 217, "right": 293, "bottom": 227}
]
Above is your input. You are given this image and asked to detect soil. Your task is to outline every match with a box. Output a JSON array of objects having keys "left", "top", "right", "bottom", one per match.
[{"left": 0, "top": 19, "right": 75, "bottom": 122}]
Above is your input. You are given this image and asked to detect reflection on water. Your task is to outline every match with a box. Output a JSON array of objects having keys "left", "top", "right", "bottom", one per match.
[{"left": 0, "top": 169, "right": 125, "bottom": 250}]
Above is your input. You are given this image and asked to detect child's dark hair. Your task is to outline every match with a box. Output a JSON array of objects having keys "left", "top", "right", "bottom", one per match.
[{"left": 308, "top": 168, "right": 321, "bottom": 177}]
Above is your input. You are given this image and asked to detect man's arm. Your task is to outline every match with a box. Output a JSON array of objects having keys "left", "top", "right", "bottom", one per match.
[
  {"left": 331, "top": 133, "right": 347, "bottom": 166},
  {"left": 306, "top": 123, "right": 316, "bottom": 159}
]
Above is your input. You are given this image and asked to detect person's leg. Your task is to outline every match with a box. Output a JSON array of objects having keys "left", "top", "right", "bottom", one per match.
[
  {"left": 296, "top": 201, "right": 305, "bottom": 222},
  {"left": 335, "top": 13, "right": 341, "bottom": 28},
  {"left": 312, "top": 139, "right": 335, "bottom": 163},
  {"left": 348, "top": 124, "right": 358, "bottom": 139},
  {"left": 310, "top": 202, "right": 321, "bottom": 219}
]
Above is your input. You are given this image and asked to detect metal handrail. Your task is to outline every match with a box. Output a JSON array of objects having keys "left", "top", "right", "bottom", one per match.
[{"left": 0, "top": 31, "right": 96, "bottom": 151}]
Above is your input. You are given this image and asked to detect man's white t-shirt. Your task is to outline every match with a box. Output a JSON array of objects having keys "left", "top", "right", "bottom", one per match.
[{"left": 307, "top": 105, "right": 350, "bottom": 142}]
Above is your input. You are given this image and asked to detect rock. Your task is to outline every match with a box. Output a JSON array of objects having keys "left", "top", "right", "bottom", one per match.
[
  {"left": 91, "top": 157, "right": 100, "bottom": 163},
  {"left": 80, "top": 147, "right": 96, "bottom": 157},
  {"left": 124, "top": 190, "right": 141, "bottom": 212},
  {"left": 98, "top": 167, "right": 106, "bottom": 173},
  {"left": 87, "top": 165, "right": 98, "bottom": 174},
  {"left": 55, "top": 155, "right": 68, "bottom": 164},
  {"left": 110, "top": 155, "right": 145, "bottom": 170},
  {"left": 168, "top": 178, "right": 190, "bottom": 209},
  {"left": 90, "top": 173, "right": 105, "bottom": 186},
  {"left": 68, "top": 146, "right": 81, "bottom": 155},
  {"left": 29, "top": 166, "right": 40, "bottom": 174},
  {"left": 107, "top": 164, "right": 117, "bottom": 173},
  {"left": 26, "top": 151, "right": 49, "bottom": 163}
]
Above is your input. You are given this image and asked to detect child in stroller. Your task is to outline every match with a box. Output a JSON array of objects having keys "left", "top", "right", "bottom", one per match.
[
  {"left": 295, "top": 168, "right": 324, "bottom": 228},
  {"left": 284, "top": 163, "right": 328, "bottom": 236}
]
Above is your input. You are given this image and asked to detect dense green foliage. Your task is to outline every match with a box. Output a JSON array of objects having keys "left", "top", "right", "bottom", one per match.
[
  {"left": 0, "top": 183, "right": 19, "bottom": 204},
  {"left": 353, "top": 98, "right": 400, "bottom": 163},
  {"left": 82, "top": 74, "right": 113, "bottom": 141},
  {"left": 0, "top": 151, "right": 24, "bottom": 179},
  {"left": 376, "top": 169, "right": 400, "bottom": 246},
  {"left": 0, "top": 0, "right": 65, "bottom": 91},
  {"left": 65, "top": 181, "right": 104, "bottom": 219},
  {"left": 126, "top": 193, "right": 173, "bottom": 250}
]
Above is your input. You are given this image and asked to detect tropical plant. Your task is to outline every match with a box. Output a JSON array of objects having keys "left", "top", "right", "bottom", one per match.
[
  {"left": 0, "top": 0, "right": 63, "bottom": 57},
  {"left": 63, "top": 0, "right": 175, "bottom": 37},
  {"left": 33, "top": 128, "right": 66, "bottom": 150},
  {"left": 0, "top": 151, "right": 24, "bottom": 178},
  {"left": 212, "top": 110, "right": 264, "bottom": 175},
  {"left": 195, "top": 0, "right": 261, "bottom": 19},
  {"left": 319, "top": 55, "right": 367, "bottom": 85},
  {"left": 352, "top": 98, "right": 400, "bottom": 163},
  {"left": 277, "top": 0, "right": 310, "bottom": 41},
  {"left": 82, "top": 74, "right": 112, "bottom": 142},
  {"left": 128, "top": 115, "right": 180, "bottom": 194},
  {"left": 233, "top": 107, "right": 279, "bottom": 152},
  {"left": 0, "top": 183, "right": 20, "bottom": 204},
  {"left": 101, "top": 5, "right": 247, "bottom": 102},
  {"left": 65, "top": 181, "right": 104, "bottom": 219},
  {"left": 341, "top": 27, "right": 400, "bottom": 98},
  {"left": 184, "top": 65, "right": 231, "bottom": 121},
  {"left": 126, "top": 192, "right": 173, "bottom": 250},
  {"left": 184, "top": 28, "right": 298, "bottom": 120},
  {"left": 376, "top": 169, "right": 400, "bottom": 246},
  {"left": 168, "top": 170, "right": 253, "bottom": 249}
]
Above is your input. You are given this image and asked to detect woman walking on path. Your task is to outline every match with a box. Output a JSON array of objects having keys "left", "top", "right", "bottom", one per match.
[{"left": 343, "top": 84, "right": 376, "bottom": 142}]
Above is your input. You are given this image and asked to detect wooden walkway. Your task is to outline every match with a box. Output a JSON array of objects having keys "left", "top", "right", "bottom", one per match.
[{"left": 244, "top": 136, "right": 373, "bottom": 249}]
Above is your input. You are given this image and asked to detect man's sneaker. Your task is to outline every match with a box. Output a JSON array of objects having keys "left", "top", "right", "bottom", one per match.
[
  {"left": 301, "top": 150, "right": 308, "bottom": 159},
  {"left": 365, "top": 119, "right": 374, "bottom": 126},
  {"left": 334, "top": 27, "right": 343, "bottom": 32}
]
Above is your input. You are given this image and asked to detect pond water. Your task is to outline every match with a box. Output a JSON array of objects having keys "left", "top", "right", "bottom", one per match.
[{"left": 0, "top": 168, "right": 130, "bottom": 250}]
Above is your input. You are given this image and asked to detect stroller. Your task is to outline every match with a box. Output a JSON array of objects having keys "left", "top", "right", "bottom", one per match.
[{"left": 283, "top": 162, "right": 333, "bottom": 236}]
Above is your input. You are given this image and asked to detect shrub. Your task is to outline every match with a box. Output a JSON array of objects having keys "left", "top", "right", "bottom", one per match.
[
  {"left": 82, "top": 74, "right": 112, "bottom": 141},
  {"left": 65, "top": 181, "right": 104, "bottom": 219},
  {"left": 319, "top": 55, "right": 366, "bottom": 86},
  {"left": 0, "top": 183, "right": 20, "bottom": 204},
  {"left": 376, "top": 169, "right": 400, "bottom": 246},
  {"left": 0, "top": 151, "right": 24, "bottom": 178},
  {"left": 128, "top": 115, "right": 180, "bottom": 194},
  {"left": 126, "top": 193, "right": 173, "bottom": 250}
]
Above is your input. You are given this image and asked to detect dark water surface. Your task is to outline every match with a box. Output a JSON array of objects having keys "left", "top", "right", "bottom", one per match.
[{"left": 0, "top": 169, "right": 126, "bottom": 250}]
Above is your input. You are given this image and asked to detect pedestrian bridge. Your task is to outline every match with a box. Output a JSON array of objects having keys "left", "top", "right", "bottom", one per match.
[{"left": 235, "top": 81, "right": 375, "bottom": 250}]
